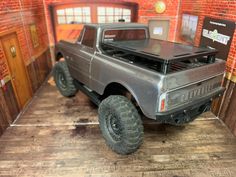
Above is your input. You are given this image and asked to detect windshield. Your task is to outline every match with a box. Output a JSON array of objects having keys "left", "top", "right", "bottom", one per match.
[{"left": 103, "top": 29, "right": 147, "bottom": 42}]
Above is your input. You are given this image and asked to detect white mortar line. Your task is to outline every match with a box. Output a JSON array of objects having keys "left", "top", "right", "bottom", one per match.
[
  {"left": 11, "top": 122, "right": 100, "bottom": 127},
  {"left": 11, "top": 117, "right": 218, "bottom": 127}
]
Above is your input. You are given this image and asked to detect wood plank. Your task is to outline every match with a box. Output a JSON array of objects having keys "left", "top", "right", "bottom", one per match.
[
  {"left": 224, "top": 83, "right": 236, "bottom": 132},
  {"left": 27, "top": 62, "right": 40, "bottom": 92},
  {"left": 218, "top": 80, "right": 236, "bottom": 136},
  {"left": 0, "top": 88, "right": 11, "bottom": 135},
  {"left": 0, "top": 76, "right": 236, "bottom": 177},
  {"left": 3, "top": 81, "right": 19, "bottom": 122}
]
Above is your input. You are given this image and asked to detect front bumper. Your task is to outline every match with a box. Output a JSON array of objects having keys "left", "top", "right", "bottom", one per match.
[{"left": 155, "top": 87, "right": 225, "bottom": 125}]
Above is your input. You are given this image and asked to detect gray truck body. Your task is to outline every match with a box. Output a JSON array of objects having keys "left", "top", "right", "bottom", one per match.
[{"left": 55, "top": 23, "right": 225, "bottom": 122}]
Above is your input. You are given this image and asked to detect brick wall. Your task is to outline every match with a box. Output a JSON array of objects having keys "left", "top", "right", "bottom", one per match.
[
  {"left": 44, "top": 0, "right": 181, "bottom": 45},
  {"left": 176, "top": 0, "right": 236, "bottom": 78},
  {"left": 135, "top": 0, "right": 180, "bottom": 41},
  {"left": 0, "top": 0, "right": 51, "bottom": 135},
  {"left": 0, "top": 0, "right": 49, "bottom": 79}
]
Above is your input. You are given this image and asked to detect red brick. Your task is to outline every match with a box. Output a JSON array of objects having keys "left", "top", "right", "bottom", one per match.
[
  {"left": 176, "top": 0, "right": 236, "bottom": 75},
  {"left": 0, "top": 0, "right": 49, "bottom": 78}
]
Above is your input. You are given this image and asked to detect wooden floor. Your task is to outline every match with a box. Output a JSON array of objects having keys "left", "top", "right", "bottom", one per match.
[{"left": 0, "top": 77, "right": 236, "bottom": 177}]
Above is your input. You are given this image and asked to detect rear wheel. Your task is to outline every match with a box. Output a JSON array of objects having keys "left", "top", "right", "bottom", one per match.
[
  {"left": 53, "top": 61, "right": 77, "bottom": 97},
  {"left": 98, "top": 95, "right": 143, "bottom": 154}
]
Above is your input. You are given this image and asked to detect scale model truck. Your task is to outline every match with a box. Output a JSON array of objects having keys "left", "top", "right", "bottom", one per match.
[{"left": 53, "top": 23, "right": 225, "bottom": 154}]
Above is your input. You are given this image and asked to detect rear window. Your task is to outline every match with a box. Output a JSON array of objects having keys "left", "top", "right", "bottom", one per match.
[{"left": 103, "top": 29, "right": 146, "bottom": 42}]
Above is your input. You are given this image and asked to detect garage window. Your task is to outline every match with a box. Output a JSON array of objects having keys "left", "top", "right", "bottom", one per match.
[
  {"left": 57, "top": 7, "right": 91, "bottom": 24},
  {"left": 97, "top": 7, "right": 131, "bottom": 23},
  {"left": 181, "top": 14, "right": 198, "bottom": 43}
]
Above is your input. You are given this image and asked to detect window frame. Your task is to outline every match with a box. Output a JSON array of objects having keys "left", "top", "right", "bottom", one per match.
[
  {"left": 180, "top": 13, "right": 199, "bottom": 44},
  {"left": 56, "top": 6, "right": 91, "bottom": 25},
  {"left": 77, "top": 27, "right": 85, "bottom": 43},
  {"left": 101, "top": 28, "right": 149, "bottom": 43},
  {"left": 97, "top": 6, "right": 132, "bottom": 23}
]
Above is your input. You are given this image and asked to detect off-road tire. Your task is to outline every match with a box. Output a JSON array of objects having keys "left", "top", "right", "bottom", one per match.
[
  {"left": 53, "top": 61, "right": 77, "bottom": 97},
  {"left": 98, "top": 95, "right": 143, "bottom": 154}
]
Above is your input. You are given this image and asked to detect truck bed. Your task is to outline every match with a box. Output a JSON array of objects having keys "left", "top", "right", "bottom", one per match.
[{"left": 101, "top": 39, "right": 218, "bottom": 74}]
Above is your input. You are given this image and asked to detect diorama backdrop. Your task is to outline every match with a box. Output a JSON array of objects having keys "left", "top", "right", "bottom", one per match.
[{"left": 0, "top": 0, "right": 235, "bottom": 136}]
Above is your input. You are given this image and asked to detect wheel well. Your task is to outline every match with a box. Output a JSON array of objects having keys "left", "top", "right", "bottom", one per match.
[
  {"left": 56, "top": 52, "right": 64, "bottom": 61},
  {"left": 102, "top": 83, "right": 138, "bottom": 106}
]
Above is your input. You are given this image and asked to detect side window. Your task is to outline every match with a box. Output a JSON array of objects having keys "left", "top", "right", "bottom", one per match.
[{"left": 81, "top": 27, "right": 96, "bottom": 48}]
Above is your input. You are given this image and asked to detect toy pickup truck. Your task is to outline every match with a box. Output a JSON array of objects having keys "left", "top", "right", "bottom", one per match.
[{"left": 53, "top": 23, "right": 225, "bottom": 154}]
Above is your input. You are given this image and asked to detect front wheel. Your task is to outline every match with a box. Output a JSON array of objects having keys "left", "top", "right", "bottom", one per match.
[
  {"left": 53, "top": 61, "right": 77, "bottom": 97},
  {"left": 98, "top": 95, "right": 144, "bottom": 154}
]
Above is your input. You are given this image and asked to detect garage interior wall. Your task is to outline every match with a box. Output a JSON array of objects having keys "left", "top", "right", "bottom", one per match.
[
  {"left": 0, "top": 0, "right": 235, "bottom": 136},
  {"left": 0, "top": 0, "right": 52, "bottom": 135}
]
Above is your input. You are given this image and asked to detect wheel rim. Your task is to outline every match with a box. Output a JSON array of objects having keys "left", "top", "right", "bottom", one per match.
[
  {"left": 57, "top": 70, "right": 67, "bottom": 90},
  {"left": 106, "top": 111, "right": 121, "bottom": 141}
]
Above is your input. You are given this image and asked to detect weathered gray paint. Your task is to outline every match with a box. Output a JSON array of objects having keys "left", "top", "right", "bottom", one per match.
[{"left": 55, "top": 23, "right": 225, "bottom": 119}]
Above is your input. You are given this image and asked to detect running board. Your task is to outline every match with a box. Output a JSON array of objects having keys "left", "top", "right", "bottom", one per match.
[{"left": 74, "top": 81, "right": 101, "bottom": 106}]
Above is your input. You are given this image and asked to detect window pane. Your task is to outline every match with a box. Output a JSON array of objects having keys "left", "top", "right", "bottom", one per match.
[
  {"left": 65, "top": 8, "right": 73, "bottom": 15},
  {"left": 123, "top": 9, "right": 131, "bottom": 15},
  {"left": 181, "top": 14, "right": 198, "bottom": 42},
  {"left": 74, "top": 16, "right": 82, "bottom": 23},
  {"left": 58, "top": 16, "right": 66, "bottom": 24},
  {"left": 66, "top": 16, "right": 74, "bottom": 24},
  {"left": 98, "top": 16, "right": 105, "bottom": 23},
  {"left": 83, "top": 7, "right": 90, "bottom": 15},
  {"left": 107, "top": 16, "right": 114, "bottom": 23},
  {"left": 57, "top": 9, "right": 65, "bottom": 15},
  {"left": 97, "top": 7, "right": 105, "bottom": 15},
  {"left": 84, "top": 16, "right": 91, "bottom": 23},
  {"left": 74, "top": 8, "right": 82, "bottom": 15},
  {"left": 82, "top": 27, "right": 96, "bottom": 48},
  {"left": 106, "top": 7, "right": 114, "bottom": 15},
  {"left": 114, "top": 16, "right": 120, "bottom": 22},
  {"left": 115, "top": 8, "right": 122, "bottom": 16},
  {"left": 97, "top": 7, "right": 132, "bottom": 24},
  {"left": 123, "top": 16, "right": 131, "bottom": 22}
]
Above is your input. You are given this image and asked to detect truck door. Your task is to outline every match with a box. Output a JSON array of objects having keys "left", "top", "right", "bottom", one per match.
[{"left": 69, "top": 26, "right": 96, "bottom": 87}]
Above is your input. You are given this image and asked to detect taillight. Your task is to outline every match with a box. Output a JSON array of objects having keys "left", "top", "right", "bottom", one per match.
[
  {"left": 159, "top": 93, "right": 167, "bottom": 112},
  {"left": 160, "top": 99, "right": 165, "bottom": 112}
]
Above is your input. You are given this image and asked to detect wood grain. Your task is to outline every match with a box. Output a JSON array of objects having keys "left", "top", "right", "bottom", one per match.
[
  {"left": 217, "top": 79, "right": 236, "bottom": 136},
  {"left": 3, "top": 82, "right": 19, "bottom": 122},
  {"left": 0, "top": 77, "right": 236, "bottom": 177},
  {"left": 0, "top": 87, "right": 11, "bottom": 135}
]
